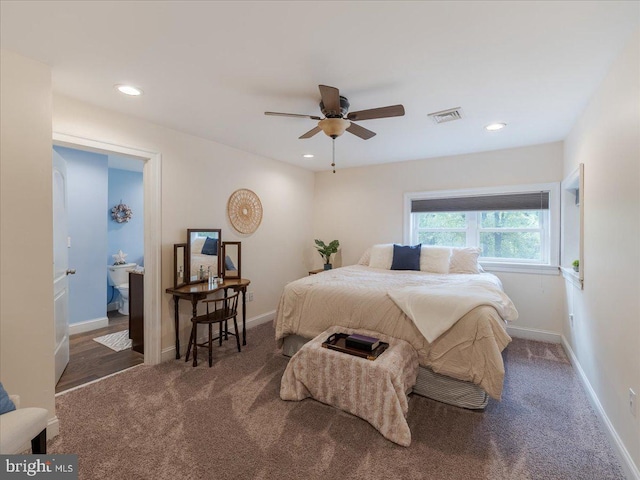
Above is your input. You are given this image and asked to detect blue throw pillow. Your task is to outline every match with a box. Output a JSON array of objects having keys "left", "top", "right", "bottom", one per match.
[
  {"left": 391, "top": 244, "right": 422, "bottom": 271},
  {"left": 0, "top": 382, "right": 16, "bottom": 415},
  {"left": 201, "top": 237, "right": 218, "bottom": 256},
  {"left": 225, "top": 255, "right": 237, "bottom": 271}
]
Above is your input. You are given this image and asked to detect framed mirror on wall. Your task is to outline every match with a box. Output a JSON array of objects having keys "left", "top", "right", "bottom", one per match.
[
  {"left": 222, "top": 241, "right": 241, "bottom": 280},
  {"left": 187, "top": 229, "right": 222, "bottom": 283},
  {"left": 174, "top": 243, "right": 187, "bottom": 288}
]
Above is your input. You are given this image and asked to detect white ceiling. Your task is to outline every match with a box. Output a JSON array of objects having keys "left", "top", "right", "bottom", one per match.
[{"left": 1, "top": 1, "right": 638, "bottom": 171}]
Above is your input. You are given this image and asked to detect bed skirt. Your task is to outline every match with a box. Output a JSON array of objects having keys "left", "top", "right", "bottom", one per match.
[{"left": 281, "top": 334, "right": 488, "bottom": 410}]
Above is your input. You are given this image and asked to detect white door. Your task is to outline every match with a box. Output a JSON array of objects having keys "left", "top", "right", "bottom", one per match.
[{"left": 53, "top": 150, "right": 71, "bottom": 384}]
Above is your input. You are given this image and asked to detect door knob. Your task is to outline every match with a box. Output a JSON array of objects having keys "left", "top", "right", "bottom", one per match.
[{"left": 66, "top": 269, "right": 77, "bottom": 275}]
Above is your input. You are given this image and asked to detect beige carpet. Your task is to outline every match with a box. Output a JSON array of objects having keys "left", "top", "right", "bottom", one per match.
[{"left": 51, "top": 322, "right": 624, "bottom": 480}]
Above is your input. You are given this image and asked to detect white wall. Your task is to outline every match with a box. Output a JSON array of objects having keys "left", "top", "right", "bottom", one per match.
[
  {"left": 52, "top": 95, "right": 315, "bottom": 354},
  {"left": 313, "top": 142, "right": 565, "bottom": 334},
  {"left": 563, "top": 30, "right": 639, "bottom": 473},
  {"left": 0, "top": 51, "right": 57, "bottom": 428}
]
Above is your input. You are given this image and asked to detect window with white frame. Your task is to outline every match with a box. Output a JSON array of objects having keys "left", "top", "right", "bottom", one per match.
[{"left": 405, "top": 184, "right": 560, "bottom": 272}]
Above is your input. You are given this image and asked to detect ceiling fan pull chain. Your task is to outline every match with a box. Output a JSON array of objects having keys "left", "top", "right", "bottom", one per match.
[{"left": 331, "top": 138, "right": 336, "bottom": 173}]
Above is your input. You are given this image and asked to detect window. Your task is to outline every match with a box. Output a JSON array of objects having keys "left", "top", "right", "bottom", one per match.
[{"left": 405, "top": 184, "right": 560, "bottom": 273}]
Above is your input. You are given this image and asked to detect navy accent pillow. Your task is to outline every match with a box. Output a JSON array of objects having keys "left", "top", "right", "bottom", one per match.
[
  {"left": 201, "top": 237, "right": 218, "bottom": 255},
  {"left": 225, "top": 255, "right": 237, "bottom": 271},
  {"left": 391, "top": 244, "right": 422, "bottom": 271},
  {"left": 0, "top": 382, "right": 16, "bottom": 415}
]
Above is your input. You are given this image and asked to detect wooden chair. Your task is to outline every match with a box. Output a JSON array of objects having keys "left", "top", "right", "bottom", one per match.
[{"left": 185, "top": 291, "right": 241, "bottom": 367}]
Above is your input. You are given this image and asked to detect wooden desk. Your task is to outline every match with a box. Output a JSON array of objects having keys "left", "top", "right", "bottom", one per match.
[{"left": 165, "top": 278, "right": 251, "bottom": 359}]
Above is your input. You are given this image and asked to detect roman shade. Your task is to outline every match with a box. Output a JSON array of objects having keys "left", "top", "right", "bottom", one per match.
[{"left": 411, "top": 192, "right": 549, "bottom": 213}]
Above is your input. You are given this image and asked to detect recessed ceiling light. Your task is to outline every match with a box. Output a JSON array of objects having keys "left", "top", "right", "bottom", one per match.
[
  {"left": 485, "top": 122, "right": 506, "bottom": 131},
  {"left": 115, "top": 84, "right": 143, "bottom": 96},
  {"left": 302, "top": 154, "right": 314, "bottom": 158}
]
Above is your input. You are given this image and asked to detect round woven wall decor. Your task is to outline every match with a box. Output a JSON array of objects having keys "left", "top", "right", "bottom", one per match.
[{"left": 227, "top": 189, "right": 263, "bottom": 234}]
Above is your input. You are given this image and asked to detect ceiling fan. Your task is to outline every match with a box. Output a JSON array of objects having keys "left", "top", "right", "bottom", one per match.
[{"left": 265, "top": 84, "right": 405, "bottom": 141}]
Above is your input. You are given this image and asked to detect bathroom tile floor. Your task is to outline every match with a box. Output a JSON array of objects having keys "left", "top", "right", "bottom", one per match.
[{"left": 55, "top": 312, "right": 144, "bottom": 394}]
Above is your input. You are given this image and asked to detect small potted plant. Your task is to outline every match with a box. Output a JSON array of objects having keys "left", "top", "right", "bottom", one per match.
[
  {"left": 314, "top": 239, "right": 340, "bottom": 270},
  {"left": 572, "top": 259, "right": 579, "bottom": 272}
]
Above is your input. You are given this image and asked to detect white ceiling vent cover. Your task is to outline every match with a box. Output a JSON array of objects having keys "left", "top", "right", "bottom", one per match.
[{"left": 428, "top": 107, "right": 464, "bottom": 124}]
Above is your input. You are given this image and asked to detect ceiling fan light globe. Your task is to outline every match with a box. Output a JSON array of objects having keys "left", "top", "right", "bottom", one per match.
[{"left": 318, "top": 118, "right": 351, "bottom": 138}]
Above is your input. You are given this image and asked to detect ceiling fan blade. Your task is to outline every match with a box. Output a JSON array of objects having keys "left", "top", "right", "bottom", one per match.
[
  {"left": 347, "top": 104, "right": 405, "bottom": 121},
  {"left": 346, "top": 122, "right": 376, "bottom": 140},
  {"left": 299, "top": 126, "right": 322, "bottom": 139},
  {"left": 318, "top": 85, "right": 340, "bottom": 114},
  {"left": 265, "top": 111, "right": 322, "bottom": 120}
]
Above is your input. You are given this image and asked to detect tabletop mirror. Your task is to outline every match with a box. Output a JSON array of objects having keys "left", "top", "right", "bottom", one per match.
[
  {"left": 173, "top": 243, "right": 187, "bottom": 288},
  {"left": 187, "top": 229, "right": 222, "bottom": 283},
  {"left": 222, "top": 241, "right": 241, "bottom": 280}
]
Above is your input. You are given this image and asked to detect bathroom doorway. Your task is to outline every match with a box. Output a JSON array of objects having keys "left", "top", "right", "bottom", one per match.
[
  {"left": 53, "top": 145, "right": 144, "bottom": 392},
  {"left": 53, "top": 134, "right": 161, "bottom": 392}
]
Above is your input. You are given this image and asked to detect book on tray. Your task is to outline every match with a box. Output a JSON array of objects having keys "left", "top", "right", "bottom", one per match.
[{"left": 345, "top": 333, "right": 380, "bottom": 352}]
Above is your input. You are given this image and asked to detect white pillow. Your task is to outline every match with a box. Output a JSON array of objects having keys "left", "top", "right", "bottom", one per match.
[
  {"left": 369, "top": 244, "right": 394, "bottom": 270},
  {"left": 191, "top": 237, "right": 206, "bottom": 254},
  {"left": 357, "top": 247, "right": 372, "bottom": 266},
  {"left": 449, "top": 247, "right": 481, "bottom": 274},
  {"left": 420, "top": 246, "right": 451, "bottom": 274}
]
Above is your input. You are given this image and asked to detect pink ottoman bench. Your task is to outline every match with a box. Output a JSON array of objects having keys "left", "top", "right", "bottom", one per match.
[{"left": 280, "top": 326, "right": 418, "bottom": 446}]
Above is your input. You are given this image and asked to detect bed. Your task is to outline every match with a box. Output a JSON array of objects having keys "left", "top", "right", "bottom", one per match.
[
  {"left": 274, "top": 246, "right": 518, "bottom": 408},
  {"left": 190, "top": 236, "right": 219, "bottom": 280}
]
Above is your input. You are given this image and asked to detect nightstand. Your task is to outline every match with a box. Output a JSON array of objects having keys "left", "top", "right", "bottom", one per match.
[{"left": 308, "top": 269, "right": 324, "bottom": 275}]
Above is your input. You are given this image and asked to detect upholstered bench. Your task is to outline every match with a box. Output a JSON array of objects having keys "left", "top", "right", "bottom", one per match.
[{"left": 280, "top": 326, "right": 418, "bottom": 446}]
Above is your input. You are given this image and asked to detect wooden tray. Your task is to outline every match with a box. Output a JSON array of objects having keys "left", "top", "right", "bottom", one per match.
[{"left": 321, "top": 333, "right": 389, "bottom": 361}]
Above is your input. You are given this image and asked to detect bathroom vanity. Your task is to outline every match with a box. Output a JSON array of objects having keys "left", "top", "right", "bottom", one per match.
[{"left": 129, "top": 271, "right": 144, "bottom": 354}]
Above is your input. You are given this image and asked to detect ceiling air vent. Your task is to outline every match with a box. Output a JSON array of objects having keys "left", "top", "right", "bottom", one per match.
[{"left": 428, "top": 107, "right": 463, "bottom": 124}]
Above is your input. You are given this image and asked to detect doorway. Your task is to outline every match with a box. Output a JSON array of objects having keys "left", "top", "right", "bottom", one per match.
[
  {"left": 54, "top": 146, "right": 145, "bottom": 391},
  {"left": 52, "top": 132, "right": 162, "bottom": 392}
]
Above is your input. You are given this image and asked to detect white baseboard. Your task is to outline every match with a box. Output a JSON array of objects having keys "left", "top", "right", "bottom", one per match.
[
  {"left": 47, "top": 415, "right": 59, "bottom": 439},
  {"left": 160, "top": 310, "right": 276, "bottom": 363},
  {"left": 560, "top": 336, "right": 639, "bottom": 480},
  {"left": 245, "top": 309, "right": 276, "bottom": 329},
  {"left": 161, "top": 346, "right": 177, "bottom": 363},
  {"left": 506, "top": 325, "right": 562, "bottom": 343},
  {"left": 68, "top": 316, "right": 109, "bottom": 335}
]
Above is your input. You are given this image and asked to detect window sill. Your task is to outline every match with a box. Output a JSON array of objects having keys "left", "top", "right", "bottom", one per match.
[
  {"left": 561, "top": 267, "right": 584, "bottom": 289},
  {"left": 480, "top": 262, "right": 560, "bottom": 275}
]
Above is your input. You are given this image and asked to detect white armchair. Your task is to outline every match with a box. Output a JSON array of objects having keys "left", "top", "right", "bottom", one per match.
[{"left": 0, "top": 394, "right": 49, "bottom": 454}]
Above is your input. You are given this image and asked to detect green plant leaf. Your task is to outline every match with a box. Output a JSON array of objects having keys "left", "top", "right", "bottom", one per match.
[{"left": 314, "top": 239, "right": 339, "bottom": 262}]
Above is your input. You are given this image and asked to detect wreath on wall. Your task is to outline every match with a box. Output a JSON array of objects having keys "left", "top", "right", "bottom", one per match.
[
  {"left": 111, "top": 203, "right": 133, "bottom": 223},
  {"left": 227, "top": 189, "right": 262, "bottom": 234}
]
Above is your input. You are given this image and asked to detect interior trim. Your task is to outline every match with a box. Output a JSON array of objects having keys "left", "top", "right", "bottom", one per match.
[
  {"left": 68, "top": 316, "right": 109, "bottom": 335},
  {"left": 52, "top": 132, "right": 163, "bottom": 366},
  {"left": 561, "top": 266, "right": 583, "bottom": 289},
  {"left": 506, "top": 325, "right": 562, "bottom": 343}
]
